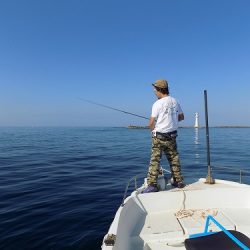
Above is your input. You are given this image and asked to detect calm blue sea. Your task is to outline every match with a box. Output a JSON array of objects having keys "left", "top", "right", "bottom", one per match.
[{"left": 0, "top": 127, "right": 250, "bottom": 250}]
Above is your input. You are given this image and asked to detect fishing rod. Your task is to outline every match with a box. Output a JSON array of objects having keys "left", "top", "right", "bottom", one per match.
[{"left": 79, "top": 98, "right": 149, "bottom": 120}]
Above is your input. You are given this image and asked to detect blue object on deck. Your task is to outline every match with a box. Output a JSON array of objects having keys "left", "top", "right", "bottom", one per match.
[{"left": 186, "top": 215, "right": 250, "bottom": 250}]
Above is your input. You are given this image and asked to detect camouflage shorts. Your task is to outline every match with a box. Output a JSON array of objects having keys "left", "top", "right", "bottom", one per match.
[{"left": 147, "top": 135, "right": 183, "bottom": 185}]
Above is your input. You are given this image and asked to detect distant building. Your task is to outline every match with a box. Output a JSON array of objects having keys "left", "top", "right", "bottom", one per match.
[{"left": 194, "top": 113, "right": 199, "bottom": 128}]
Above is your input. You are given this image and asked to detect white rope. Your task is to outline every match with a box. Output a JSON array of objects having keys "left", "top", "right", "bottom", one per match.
[
  {"left": 175, "top": 187, "right": 218, "bottom": 219},
  {"left": 175, "top": 208, "right": 218, "bottom": 219}
]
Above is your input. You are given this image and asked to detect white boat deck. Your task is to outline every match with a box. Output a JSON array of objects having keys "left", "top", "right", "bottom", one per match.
[{"left": 102, "top": 178, "right": 250, "bottom": 250}]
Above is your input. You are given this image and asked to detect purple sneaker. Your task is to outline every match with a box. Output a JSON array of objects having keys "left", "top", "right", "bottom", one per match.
[{"left": 142, "top": 185, "right": 159, "bottom": 194}]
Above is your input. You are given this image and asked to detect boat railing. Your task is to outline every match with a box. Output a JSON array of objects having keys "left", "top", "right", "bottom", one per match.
[
  {"left": 121, "top": 168, "right": 171, "bottom": 206},
  {"left": 121, "top": 174, "right": 141, "bottom": 206},
  {"left": 121, "top": 166, "right": 250, "bottom": 206},
  {"left": 212, "top": 165, "right": 250, "bottom": 184}
]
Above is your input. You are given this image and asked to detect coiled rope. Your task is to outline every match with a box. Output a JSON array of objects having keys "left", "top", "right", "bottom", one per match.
[{"left": 174, "top": 186, "right": 218, "bottom": 219}]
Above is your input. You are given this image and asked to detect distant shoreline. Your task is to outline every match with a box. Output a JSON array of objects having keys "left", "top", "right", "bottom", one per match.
[
  {"left": 181, "top": 126, "right": 250, "bottom": 128},
  {"left": 128, "top": 125, "right": 250, "bottom": 129}
]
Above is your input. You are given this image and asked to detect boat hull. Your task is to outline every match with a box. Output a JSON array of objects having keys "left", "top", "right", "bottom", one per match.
[{"left": 102, "top": 178, "right": 250, "bottom": 250}]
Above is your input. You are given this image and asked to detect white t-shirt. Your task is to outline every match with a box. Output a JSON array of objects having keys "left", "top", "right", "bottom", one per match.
[{"left": 151, "top": 96, "right": 183, "bottom": 133}]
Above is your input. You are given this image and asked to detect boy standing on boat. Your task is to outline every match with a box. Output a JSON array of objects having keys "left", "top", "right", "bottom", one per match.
[{"left": 143, "top": 79, "right": 185, "bottom": 193}]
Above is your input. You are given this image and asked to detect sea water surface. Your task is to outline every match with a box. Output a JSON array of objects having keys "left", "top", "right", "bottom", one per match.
[{"left": 0, "top": 127, "right": 250, "bottom": 250}]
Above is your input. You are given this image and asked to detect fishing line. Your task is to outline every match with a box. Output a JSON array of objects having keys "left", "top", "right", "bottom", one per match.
[{"left": 79, "top": 98, "right": 149, "bottom": 120}]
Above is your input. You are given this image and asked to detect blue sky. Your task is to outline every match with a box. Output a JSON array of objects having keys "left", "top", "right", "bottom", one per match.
[{"left": 1, "top": 0, "right": 250, "bottom": 127}]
